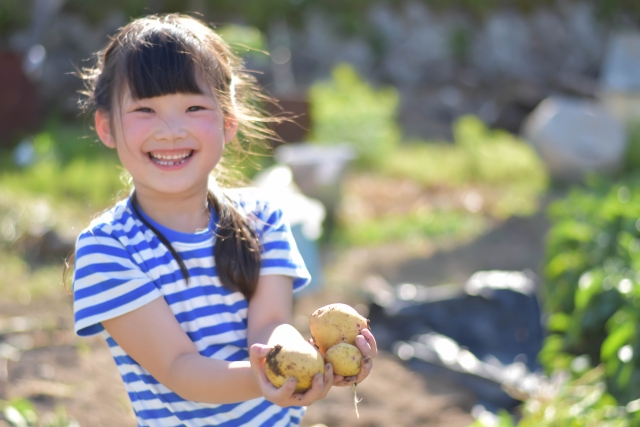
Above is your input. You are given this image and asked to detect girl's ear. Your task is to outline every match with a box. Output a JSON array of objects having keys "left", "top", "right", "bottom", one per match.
[
  {"left": 223, "top": 115, "right": 238, "bottom": 144},
  {"left": 95, "top": 110, "right": 116, "bottom": 149}
]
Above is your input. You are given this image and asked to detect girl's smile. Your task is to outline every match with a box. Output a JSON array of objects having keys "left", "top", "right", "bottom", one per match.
[{"left": 147, "top": 149, "right": 194, "bottom": 168}]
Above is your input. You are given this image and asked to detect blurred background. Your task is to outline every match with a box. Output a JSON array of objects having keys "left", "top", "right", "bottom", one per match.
[{"left": 2, "top": 0, "right": 640, "bottom": 426}]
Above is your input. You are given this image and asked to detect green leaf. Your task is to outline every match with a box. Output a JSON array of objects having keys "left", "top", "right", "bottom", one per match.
[
  {"left": 575, "top": 271, "right": 603, "bottom": 310},
  {"left": 601, "top": 321, "right": 635, "bottom": 361},
  {"left": 3, "top": 406, "right": 27, "bottom": 427},
  {"left": 5, "top": 398, "right": 37, "bottom": 426},
  {"left": 547, "top": 312, "right": 572, "bottom": 332}
]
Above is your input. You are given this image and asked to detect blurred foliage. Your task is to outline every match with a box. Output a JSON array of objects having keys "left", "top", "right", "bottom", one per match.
[
  {"left": 469, "top": 366, "right": 640, "bottom": 427},
  {"left": 1, "top": 397, "right": 78, "bottom": 427},
  {"left": 384, "top": 116, "right": 548, "bottom": 218},
  {"left": 308, "top": 64, "right": 401, "bottom": 167},
  {"left": 336, "top": 208, "right": 487, "bottom": 247},
  {"left": 1, "top": 0, "right": 639, "bottom": 37},
  {"left": 0, "top": 122, "right": 126, "bottom": 211},
  {"left": 538, "top": 173, "right": 640, "bottom": 404},
  {"left": 0, "top": 1, "right": 30, "bottom": 36},
  {"left": 217, "top": 23, "right": 266, "bottom": 55},
  {"left": 310, "top": 64, "right": 548, "bottom": 247},
  {"left": 624, "top": 121, "right": 640, "bottom": 173}
]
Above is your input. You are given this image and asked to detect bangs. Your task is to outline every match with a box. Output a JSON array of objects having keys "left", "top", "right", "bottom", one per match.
[{"left": 125, "top": 31, "right": 204, "bottom": 99}]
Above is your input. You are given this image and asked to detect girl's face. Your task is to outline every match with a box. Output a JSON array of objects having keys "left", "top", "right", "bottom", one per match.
[{"left": 95, "top": 89, "right": 237, "bottom": 200}]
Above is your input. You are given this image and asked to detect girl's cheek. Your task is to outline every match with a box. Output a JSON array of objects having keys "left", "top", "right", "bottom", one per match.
[{"left": 122, "top": 118, "right": 154, "bottom": 142}]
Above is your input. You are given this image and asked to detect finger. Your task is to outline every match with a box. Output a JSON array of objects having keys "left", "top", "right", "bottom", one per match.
[
  {"left": 249, "top": 344, "right": 272, "bottom": 382},
  {"left": 320, "top": 363, "right": 333, "bottom": 398},
  {"left": 361, "top": 329, "right": 378, "bottom": 358},
  {"left": 294, "top": 371, "right": 325, "bottom": 406},
  {"left": 355, "top": 334, "right": 372, "bottom": 358},
  {"left": 249, "top": 343, "right": 272, "bottom": 363},
  {"left": 354, "top": 353, "right": 373, "bottom": 384},
  {"left": 332, "top": 372, "right": 345, "bottom": 386},
  {"left": 336, "top": 350, "right": 374, "bottom": 387},
  {"left": 272, "top": 377, "right": 298, "bottom": 402},
  {"left": 334, "top": 375, "right": 357, "bottom": 387}
]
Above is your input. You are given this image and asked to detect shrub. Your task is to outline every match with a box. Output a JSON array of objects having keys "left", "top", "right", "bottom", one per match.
[
  {"left": 0, "top": 124, "right": 126, "bottom": 211},
  {"left": 308, "top": 64, "right": 401, "bottom": 167},
  {"left": 382, "top": 115, "right": 548, "bottom": 218},
  {"left": 469, "top": 366, "right": 640, "bottom": 427},
  {"left": 539, "top": 173, "right": 640, "bottom": 404}
]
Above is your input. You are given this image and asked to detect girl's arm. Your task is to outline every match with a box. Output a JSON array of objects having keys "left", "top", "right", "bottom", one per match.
[
  {"left": 101, "top": 296, "right": 263, "bottom": 404},
  {"left": 246, "top": 274, "right": 334, "bottom": 406}
]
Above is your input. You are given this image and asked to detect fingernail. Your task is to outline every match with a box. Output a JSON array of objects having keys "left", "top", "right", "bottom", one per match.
[{"left": 363, "top": 356, "right": 372, "bottom": 365}]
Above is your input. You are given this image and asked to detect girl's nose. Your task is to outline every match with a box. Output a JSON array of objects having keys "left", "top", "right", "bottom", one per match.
[{"left": 155, "top": 116, "right": 188, "bottom": 141}]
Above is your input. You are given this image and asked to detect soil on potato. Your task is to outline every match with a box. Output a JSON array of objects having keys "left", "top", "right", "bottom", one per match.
[{"left": 1, "top": 177, "right": 551, "bottom": 427}]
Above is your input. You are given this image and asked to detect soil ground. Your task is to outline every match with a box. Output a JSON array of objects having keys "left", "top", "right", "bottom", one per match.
[
  {"left": 0, "top": 179, "right": 552, "bottom": 427},
  {"left": 1, "top": 290, "right": 479, "bottom": 427}
]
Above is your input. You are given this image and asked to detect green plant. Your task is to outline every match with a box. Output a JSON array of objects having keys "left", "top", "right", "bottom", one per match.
[
  {"left": 624, "top": 120, "right": 640, "bottom": 173},
  {"left": 1, "top": 398, "right": 78, "bottom": 427},
  {"left": 336, "top": 208, "right": 487, "bottom": 247},
  {"left": 308, "top": 64, "right": 401, "bottom": 167},
  {"left": 469, "top": 366, "right": 640, "bottom": 427},
  {"left": 539, "top": 173, "right": 640, "bottom": 404},
  {"left": 0, "top": 122, "right": 127, "bottom": 211},
  {"left": 217, "top": 24, "right": 268, "bottom": 63},
  {"left": 382, "top": 115, "right": 548, "bottom": 218}
]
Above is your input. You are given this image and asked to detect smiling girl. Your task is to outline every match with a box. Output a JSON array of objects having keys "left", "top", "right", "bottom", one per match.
[{"left": 70, "top": 13, "right": 376, "bottom": 427}]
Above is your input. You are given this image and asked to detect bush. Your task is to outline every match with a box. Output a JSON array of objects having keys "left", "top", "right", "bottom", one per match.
[
  {"left": 539, "top": 173, "right": 640, "bottom": 404},
  {"left": 469, "top": 366, "right": 640, "bottom": 427},
  {"left": 0, "top": 123, "right": 126, "bottom": 211},
  {"left": 382, "top": 115, "right": 548, "bottom": 218},
  {"left": 308, "top": 64, "right": 401, "bottom": 168}
]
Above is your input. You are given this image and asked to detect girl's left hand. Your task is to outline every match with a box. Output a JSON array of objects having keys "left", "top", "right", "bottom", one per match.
[
  {"left": 331, "top": 328, "right": 378, "bottom": 387},
  {"left": 249, "top": 344, "right": 334, "bottom": 407}
]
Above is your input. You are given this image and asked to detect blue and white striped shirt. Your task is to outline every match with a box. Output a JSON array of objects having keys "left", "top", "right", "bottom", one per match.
[{"left": 73, "top": 188, "right": 311, "bottom": 426}]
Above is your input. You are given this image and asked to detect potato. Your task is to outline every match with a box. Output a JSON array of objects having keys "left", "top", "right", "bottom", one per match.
[
  {"left": 325, "top": 343, "right": 362, "bottom": 377},
  {"left": 265, "top": 342, "right": 325, "bottom": 393},
  {"left": 309, "top": 303, "right": 369, "bottom": 354}
]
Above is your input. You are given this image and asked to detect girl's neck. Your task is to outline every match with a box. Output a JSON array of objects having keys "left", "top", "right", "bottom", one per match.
[{"left": 132, "top": 186, "right": 210, "bottom": 233}]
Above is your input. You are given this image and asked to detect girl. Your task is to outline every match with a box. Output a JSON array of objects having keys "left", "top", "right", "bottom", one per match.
[{"left": 71, "top": 13, "right": 377, "bottom": 427}]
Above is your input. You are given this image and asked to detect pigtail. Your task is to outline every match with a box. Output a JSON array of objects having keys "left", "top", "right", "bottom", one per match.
[
  {"left": 208, "top": 189, "right": 261, "bottom": 300},
  {"left": 128, "top": 190, "right": 261, "bottom": 301}
]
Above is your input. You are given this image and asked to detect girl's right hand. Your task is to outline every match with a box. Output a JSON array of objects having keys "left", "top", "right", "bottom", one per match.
[{"left": 249, "top": 344, "right": 333, "bottom": 407}]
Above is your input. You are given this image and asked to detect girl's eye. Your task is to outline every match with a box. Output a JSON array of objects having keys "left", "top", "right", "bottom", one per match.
[
  {"left": 187, "top": 106, "right": 205, "bottom": 112},
  {"left": 135, "top": 107, "right": 153, "bottom": 113}
]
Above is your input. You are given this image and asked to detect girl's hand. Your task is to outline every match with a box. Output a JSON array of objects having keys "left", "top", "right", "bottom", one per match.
[
  {"left": 249, "top": 344, "right": 333, "bottom": 407},
  {"left": 331, "top": 328, "right": 378, "bottom": 387}
]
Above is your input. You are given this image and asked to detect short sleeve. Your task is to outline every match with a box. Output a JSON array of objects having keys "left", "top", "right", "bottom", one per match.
[
  {"left": 258, "top": 200, "right": 311, "bottom": 293},
  {"left": 72, "top": 228, "right": 162, "bottom": 337}
]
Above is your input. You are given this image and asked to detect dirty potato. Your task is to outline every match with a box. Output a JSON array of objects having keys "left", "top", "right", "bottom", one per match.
[
  {"left": 309, "top": 303, "right": 369, "bottom": 354},
  {"left": 265, "top": 342, "right": 325, "bottom": 393},
  {"left": 325, "top": 343, "right": 362, "bottom": 377}
]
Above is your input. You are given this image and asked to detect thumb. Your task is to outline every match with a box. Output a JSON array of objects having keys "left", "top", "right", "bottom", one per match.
[{"left": 250, "top": 344, "right": 273, "bottom": 363}]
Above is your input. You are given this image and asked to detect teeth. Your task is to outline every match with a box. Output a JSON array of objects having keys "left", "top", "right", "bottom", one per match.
[
  {"left": 151, "top": 151, "right": 191, "bottom": 160},
  {"left": 149, "top": 150, "right": 192, "bottom": 166}
]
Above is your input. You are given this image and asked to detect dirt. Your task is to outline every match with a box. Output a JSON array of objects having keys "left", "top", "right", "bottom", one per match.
[
  {"left": 2, "top": 288, "right": 480, "bottom": 427},
  {"left": 0, "top": 179, "right": 553, "bottom": 427}
]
